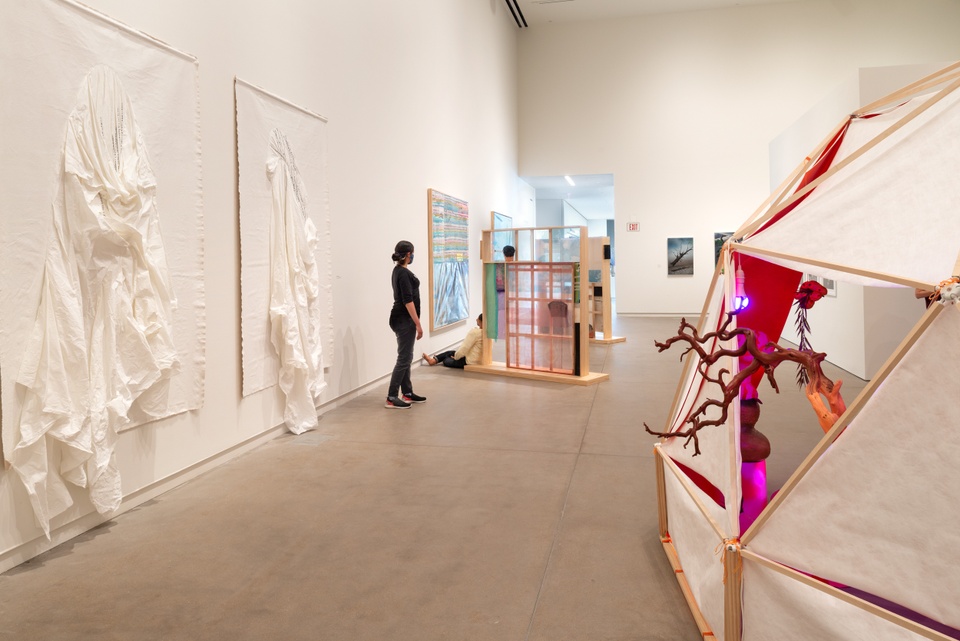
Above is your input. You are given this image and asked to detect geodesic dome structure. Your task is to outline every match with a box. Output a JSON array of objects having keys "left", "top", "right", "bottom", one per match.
[{"left": 655, "top": 61, "right": 960, "bottom": 641}]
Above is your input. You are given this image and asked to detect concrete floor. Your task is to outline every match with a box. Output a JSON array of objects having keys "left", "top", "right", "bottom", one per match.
[{"left": 0, "top": 316, "right": 864, "bottom": 641}]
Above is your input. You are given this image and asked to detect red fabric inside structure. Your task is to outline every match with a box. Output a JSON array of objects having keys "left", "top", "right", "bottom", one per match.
[
  {"left": 672, "top": 458, "right": 726, "bottom": 509},
  {"left": 733, "top": 253, "right": 803, "bottom": 393},
  {"left": 756, "top": 118, "right": 850, "bottom": 234}
]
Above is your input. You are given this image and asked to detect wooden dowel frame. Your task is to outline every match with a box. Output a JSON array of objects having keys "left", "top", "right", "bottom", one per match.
[
  {"left": 655, "top": 447, "right": 669, "bottom": 539},
  {"left": 734, "top": 245, "right": 936, "bottom": 290},
  {"left": 660, "top": 537, "right": 716, "bottom": 638},
  {"left": 723, "top": 542, "right": 743, "bottom": 641}
]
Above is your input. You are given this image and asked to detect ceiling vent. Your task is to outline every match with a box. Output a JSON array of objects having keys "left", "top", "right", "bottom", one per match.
[{"left": 504, "top": 0, "right": 528, "bottom": 28}]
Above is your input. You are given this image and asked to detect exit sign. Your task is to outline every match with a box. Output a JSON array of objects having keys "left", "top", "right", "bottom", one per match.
[{"left": 626, "top": 222, "right": 640, "bottom": 232}]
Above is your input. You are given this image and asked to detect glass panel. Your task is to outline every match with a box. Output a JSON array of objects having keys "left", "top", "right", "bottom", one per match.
[
  {"left": 492, "top": 230, "right": 512, "bottom": 261},
  {"left": 516, "top": 229, "right": 533, "bottom": 261},
  {"left": 552, "top": 227, "right": 581, "bottom": 262},
  {"left": 533, "top": 229, "right": 550, "bottom": 262}
]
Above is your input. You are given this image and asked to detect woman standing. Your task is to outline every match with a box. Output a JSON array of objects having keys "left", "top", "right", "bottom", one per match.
[{"left": 386, "top": 240, "right": 426, "bottom": 409}]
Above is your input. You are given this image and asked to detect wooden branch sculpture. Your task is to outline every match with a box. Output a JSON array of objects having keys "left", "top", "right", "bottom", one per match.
[{"left": 645, "top": 313, "right": 846, "bottom": 456}]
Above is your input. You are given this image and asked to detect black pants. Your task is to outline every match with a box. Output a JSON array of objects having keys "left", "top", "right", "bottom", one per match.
[
  {"left": 388, "top": 319, "right": 417, "bottom": 397},
  {"left": 433, "top": 350, "right": 467, "bottom": 369}
]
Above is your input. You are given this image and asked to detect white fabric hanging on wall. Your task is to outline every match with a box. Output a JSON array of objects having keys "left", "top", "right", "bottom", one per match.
[
  {"left": 9, "top": 65, "right": 181, "bottom": 534},
  {"left": 267, "top": 129, "right": 327, "bottom": 433},
  {"left": 0, "top": 0, "right": 204, "bottom": 537},
  {"left": 236, "top": 79, "right": 333, "bottom": 406}
]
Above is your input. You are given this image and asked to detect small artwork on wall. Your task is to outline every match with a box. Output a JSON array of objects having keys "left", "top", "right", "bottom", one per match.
[
  {"left": 804, "top": 273, "right": 837, "bottom": 297},
  {"left": 667, "top": 237, "right": 694, "bottom": 275},
  {"left": 714, "top": 232, "right": 733, "bottom": 266}
]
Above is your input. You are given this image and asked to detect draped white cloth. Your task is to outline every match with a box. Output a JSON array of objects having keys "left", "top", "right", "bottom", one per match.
[
  {"left": 267, "top": 130, "right": 326, "bottom": 433},
  {"left": 235, "top": 78, "right": 333, "bottom": 404},
  {"left": 9, "top": 65, "right": 179, "bottom": 536}
]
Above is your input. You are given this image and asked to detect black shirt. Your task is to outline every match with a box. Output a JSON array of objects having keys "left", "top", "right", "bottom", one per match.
[{"left": 390, "top": 265, "right": 420, "bottom": 325}]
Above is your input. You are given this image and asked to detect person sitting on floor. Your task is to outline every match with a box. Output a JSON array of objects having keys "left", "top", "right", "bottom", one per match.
[{"left": 423, "top": 314, "right": 483, "bottom": 369}]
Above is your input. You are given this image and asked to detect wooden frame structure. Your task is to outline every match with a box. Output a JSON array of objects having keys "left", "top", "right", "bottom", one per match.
[
  {"left": 587, "top": 236, "right": 625, "bottom": 344},
  {"left": 655, "top": 61, "right": 960, "bottom": 640},
  {"left": 469, "top": 226, "right": 609, "bottom": 385}
]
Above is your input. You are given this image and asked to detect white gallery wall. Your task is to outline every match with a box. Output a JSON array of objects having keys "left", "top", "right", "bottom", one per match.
[
  {"left": 517, "top": 0, "right": 960, "bottom": 314},
  {"left": 0, "top": 0, "right": 519, "bottom": 568}
]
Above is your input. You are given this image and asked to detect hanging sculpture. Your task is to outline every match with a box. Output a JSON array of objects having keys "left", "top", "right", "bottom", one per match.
[
  {"left": 8, "top": 65, "right": 180, "bottom": 536},
  {"left": 267, "top": 129, "right": 326, "bottom": 433}
]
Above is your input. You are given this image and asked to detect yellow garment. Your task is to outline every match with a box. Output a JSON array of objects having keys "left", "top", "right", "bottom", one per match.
[{"left": 454, "top": 327, "right": 483, "bottom": 365}]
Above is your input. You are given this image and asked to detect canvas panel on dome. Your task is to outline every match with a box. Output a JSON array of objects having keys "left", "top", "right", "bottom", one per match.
[
  {"left": 747, "top": 306, "right": 960, "bottom": 632},
  {"left": 662, "top": 259, "right": 741, "bottom": 536},
  {"left": 664, "top": 464, "right": 727, "bottom": 640},
  {"left": 742, "top": 557, "right": 937, "bottom": 641},
  {"left": 236, "top": 80, "right": 333, "bottom": 400},
  {"left": 741, "top": 87, "right": 960, "bottom": 288},
  {"left": 660, "top": 451, "right": 728, "bottom": 541}
]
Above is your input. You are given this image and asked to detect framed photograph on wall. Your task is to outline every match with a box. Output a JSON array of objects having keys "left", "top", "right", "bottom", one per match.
[
  {"left": 714, "top": 231, "right": 733, "bottom": 266},
  {"left": 804, "top": 273, "right": 837, "bottom": 297},
  {"left": 428, "top": 188, "right": 470, "bottom": 331},
  {"left": 667, "top": 236, "right": 694, "bottom": 275}
]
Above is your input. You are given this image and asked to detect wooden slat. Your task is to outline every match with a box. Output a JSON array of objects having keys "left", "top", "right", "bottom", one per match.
[
  {"left": 735, "top": 245, "right": 935, "bottom": 289},
  {"left": 479, "top": 232, "right": 494, "bottom": 366},
  {"left": 655, "top": 446, "right": 669, "bottom": 539},
  {"left": 463, "top": 363, "right": 609, "bottom": 385},
  {"left": 426, "top": 189, "right": 437, "bottom": 332},
  {"left": 661, "top": 538, "right": 716, "bottom": 638},
  {"left": 742, "top": 302, "right": 943, "bottom": 544},
  {"left": 723, "top": 542, "right": 743, "bottom": 641},
  {"left": 741, "top": 550, "right": 955, "bottom": 641}
]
